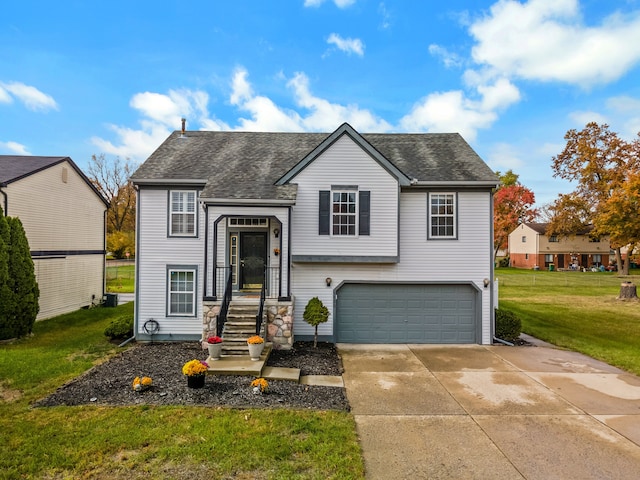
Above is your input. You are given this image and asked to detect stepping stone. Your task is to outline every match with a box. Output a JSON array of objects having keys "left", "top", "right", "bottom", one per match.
[{"left": 300, "top": 375, "right": 344, "bottom": 387}]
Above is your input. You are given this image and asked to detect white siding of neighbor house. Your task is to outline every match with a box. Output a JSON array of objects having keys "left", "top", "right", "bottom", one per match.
[
  {"left": 4, "top": 160, "right": 106, "bottom": 319},
  {"left": 291, "top": 190, "right": 494, "bottom": 344},
  {"left": 290, "top": 135, "right": 399, "bottom": 257},
  {"left": 136, "top": 188, "right": 205, "bottom": 337}
]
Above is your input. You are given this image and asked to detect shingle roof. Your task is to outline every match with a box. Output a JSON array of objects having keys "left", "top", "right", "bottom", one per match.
[
  {"left": 0, "top": 156, "right": 68, "bottom": 185},
  {"left": 131, "top": 124, "right": 498, "bottom": 201}
]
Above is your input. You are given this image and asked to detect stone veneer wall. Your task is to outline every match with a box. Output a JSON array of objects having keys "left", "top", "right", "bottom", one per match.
[{"left": 202, "top": 298, "right": 294, "bottom": 350}]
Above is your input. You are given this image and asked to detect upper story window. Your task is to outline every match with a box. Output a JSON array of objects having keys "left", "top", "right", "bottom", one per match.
[
  {"left": 589, "top": 237, "right": 601, "bottom": 243},
  {"left": 319, "top": 188, "right": 370, "bottom": 237},
  {"left": 428, "top": 193, "right": 456, "bottom": 239},
  {"left": 521, "top": 236, "right": 527, "bottom": 243},
  {"left": 170, "top": 191, "right": 196, "bottom": 236},
  {"left": 332, "top": 190, "right": 357, "bottom": 235},
  {"left": 549, "top": 235, "right": 558, "bottom": 242}
]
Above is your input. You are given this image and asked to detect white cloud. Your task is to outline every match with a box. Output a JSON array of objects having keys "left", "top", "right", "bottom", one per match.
[
  {"left": 399, "top": 78, "right": 520, "bottom": 140},
  {"left": 304, "top": 0, "right": 356, "bottom": 7},
  {"left": 0, "top": 141, "right": 30, "bottom": 155},
  {"left": 326, "top": 33, "right": 365, "bottom": 56},
  {"left": 378, "top": 2, "right": 391, "bottom": 30},
  {"left": 429, "top": 44, "right": 463, "bottom": 68},
  {"left": 288, "top": 72, "right": 391, "bottom": 131},
  {"left": 569, "top": 110, "right": 609, "bottom": 127},
  {"left": 486, "top": 142, "right": 524, "bottom": 170},
  {"left": 469, "top": 0, "right": 640, "bottom": 87},
  {"left": 0, "top": 82, "right": 58, "bottom": 111}
]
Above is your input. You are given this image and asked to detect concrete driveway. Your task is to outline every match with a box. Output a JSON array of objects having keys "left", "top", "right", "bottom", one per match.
[{"left": 339, "top": 338, "right": 640, "bottom": 479}]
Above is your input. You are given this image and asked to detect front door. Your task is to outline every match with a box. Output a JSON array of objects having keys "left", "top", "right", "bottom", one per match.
[{"left": 239, "top": 232, "right": 266, "bottom": 290}]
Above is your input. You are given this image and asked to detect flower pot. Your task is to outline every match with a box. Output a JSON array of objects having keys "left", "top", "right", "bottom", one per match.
[
  {"left": 207, "top": 342, "right": 222, "bottom": 360},
  {"left": 187, "top": 375, "right": 205, "bottom": 389},
  {"left": 247, "top": 342, "right": 264, "bottom": 361}
]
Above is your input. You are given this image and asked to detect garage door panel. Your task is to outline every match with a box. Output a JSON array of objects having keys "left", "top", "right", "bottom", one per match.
[{"left": 336, "top": 284, "right": 477, "bottom": 344}]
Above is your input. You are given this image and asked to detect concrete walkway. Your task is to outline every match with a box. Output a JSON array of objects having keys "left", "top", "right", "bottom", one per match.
[{"left": 339, "top": 340, "right": 640, "bottom": 479}]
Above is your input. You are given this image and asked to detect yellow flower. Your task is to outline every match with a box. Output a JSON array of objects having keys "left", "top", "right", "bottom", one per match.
[
  {"left": 250, "top": 377, "right": 269, "bottom": 393},
  {"left": 182, "top": 359, "right": 208, "bottom": 376},
  {"left": 247, "top": 335, "right": 264, "bottom": 344},
  {"left": 132, "top": 376, "right": 152, "bottom": 391}
]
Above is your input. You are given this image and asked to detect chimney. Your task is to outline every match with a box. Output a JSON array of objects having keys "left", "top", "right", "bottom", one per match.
[{"left": 181, "top": 117, "right": 186, "bottom": 135}]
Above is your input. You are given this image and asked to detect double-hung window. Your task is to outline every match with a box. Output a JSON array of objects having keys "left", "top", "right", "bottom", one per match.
[
  {"left": 319, "top": 188, "right": 370, "bottom": 236},
  {"left": 170, "top": 191, "right": 196, "bottom": 236},
  {"left": 428, "top": 193, "right": 456, "bottom": 239},
  {"left": 168, "top": 268, "right": 196, "bottom": 316}
]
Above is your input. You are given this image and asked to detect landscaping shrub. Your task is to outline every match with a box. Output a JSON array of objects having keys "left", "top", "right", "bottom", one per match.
[
  {"left": 104, "top": 314, "right": 134, "bottom": 340},
  {"left": 303, "top": 296, "right": 329, "bottom": 348},
  {"left": 495, "top": 308, "right": 522, "bottom": 342},
  {"left": 498, "top": 256, "right": 510, "bottom": 267}
]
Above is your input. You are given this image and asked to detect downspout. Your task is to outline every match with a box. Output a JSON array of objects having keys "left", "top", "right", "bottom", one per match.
[{"left": 0, "top": 183, "right": 8, "bottom": 214}]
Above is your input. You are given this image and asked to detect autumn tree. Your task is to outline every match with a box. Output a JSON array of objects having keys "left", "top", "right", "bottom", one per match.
[
  {"left": 493, "top": 170, "right": 538, "bottom": 262},
  {"left": 550, "top": 122, "right": 637, "bottom": 274},
  {"left": 88, "top": 154, "right": 137, "bottom": 258}
]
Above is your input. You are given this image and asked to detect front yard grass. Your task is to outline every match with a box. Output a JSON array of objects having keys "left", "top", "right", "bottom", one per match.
[
  {"left": 106, "top": 264, "right": 135, "bottom": 293},
  {"left": 498, "top": 268, "right": 640, "bottom": 375},
  {"left": 0, "top": 304, "right": 364, "bottom": 479}
]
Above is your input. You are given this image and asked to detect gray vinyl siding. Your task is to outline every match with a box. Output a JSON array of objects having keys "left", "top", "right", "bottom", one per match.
[
  {"left": 291, "top": 190, "right": 493, "bottom": 344},
  {"left": 290, "top": 135, "right": 399, "bottom": 258},
  {"left": 136, "top": 188, "right": 205, "bottom": 337}
]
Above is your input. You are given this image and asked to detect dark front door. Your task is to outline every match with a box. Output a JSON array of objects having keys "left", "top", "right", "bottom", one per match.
[{"left": 239, "top": 232, "right": 266, "bottom": 290}]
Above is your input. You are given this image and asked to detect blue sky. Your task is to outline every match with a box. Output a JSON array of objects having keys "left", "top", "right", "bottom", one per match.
[{"left": 2, "top": 0, "right": 640, "bottom": 206}]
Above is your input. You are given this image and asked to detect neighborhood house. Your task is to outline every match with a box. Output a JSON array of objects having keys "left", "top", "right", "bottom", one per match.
[
  {"left": 0, "top": 156, "right": 108, "bottom": 319},
  {"left": 509, "top": 223, "right": 611, "bottom": 271},
  {"left": 131, "top": 123, "right": 498, "bottom": 346}
]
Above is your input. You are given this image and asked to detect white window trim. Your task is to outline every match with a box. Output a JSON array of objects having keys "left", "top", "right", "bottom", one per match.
[
  {"left": 167, "top": 266, "right": 197, "bottom": 317},
  {"left": 169, "top": 190, "right": 197, "bottom": 237},
  {"left": 428, "top": 192, "right": 457, "bottom": 240},
  {"left": 331, "top": 188, "right": 359, "bottom": 237}
]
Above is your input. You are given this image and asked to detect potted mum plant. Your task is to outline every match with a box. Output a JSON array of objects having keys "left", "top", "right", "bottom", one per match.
[
  {"left": 246, "top": 335, "right": 264, "bottom": 361},
  {"left": 182, "top": 359, "right": 208, "bottom": 388},
  {"left": 206, "top": 335, "right": 223, "bottom": 360}
]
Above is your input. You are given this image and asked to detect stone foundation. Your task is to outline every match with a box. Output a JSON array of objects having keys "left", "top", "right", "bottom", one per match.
[{"left": 202, "top": 298, "right": 294, "bottom": 350}]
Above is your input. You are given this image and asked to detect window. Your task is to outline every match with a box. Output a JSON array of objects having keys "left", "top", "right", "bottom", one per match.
[
  {"left": 522, "top": 236, "right": 527, "bottom": 243},
  {"left": 319, "top": 189, "right": 370, "bottom": 236},
  {"left": 332, "top": 191, "right": 357, "bottom": 235},
  {"left": 170, "top": 191, "right": 196, "bottom": 236},
  {"left": 549, "top": 235, "right": 558, "bottom": 242},
  {"left": 168, "top": 268, "right": 196, "bottom": 316},
  {"left": 429, "top": 193, "right": 456, "bottom": 239},
  {"left": 545, "top": 254, "right": 554, "bottom": 266}
]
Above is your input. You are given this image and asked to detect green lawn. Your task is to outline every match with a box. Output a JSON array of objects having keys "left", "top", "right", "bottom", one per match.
[
  {"left": 0, "top": 304, "right": 364, "bottom": 479},
  {"left": 497, "top": 267, "right": 640, "bottom": 375},
  {"left": 106, "top": 264, "right": 135, "bottom": 293}
]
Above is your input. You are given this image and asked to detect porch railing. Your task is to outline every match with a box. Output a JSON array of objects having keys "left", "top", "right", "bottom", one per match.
[
  {"left": 256, "top": 276, "right": 266, "bottom": 335},
  {"left": 216, "top": 268, "right": 233, "bottom": 336},
  {"left": 213, "top": 266, "right": 280, "bottom": 299}
]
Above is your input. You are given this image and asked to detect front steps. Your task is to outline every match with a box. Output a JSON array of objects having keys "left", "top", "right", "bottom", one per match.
[{"left": 220, "top": 300, "right": 267, "bottom": 356}]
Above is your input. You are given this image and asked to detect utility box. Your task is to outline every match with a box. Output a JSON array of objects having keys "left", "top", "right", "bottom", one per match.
[{"left": 104, "top": 293, "right": 118, "bottom": 307}]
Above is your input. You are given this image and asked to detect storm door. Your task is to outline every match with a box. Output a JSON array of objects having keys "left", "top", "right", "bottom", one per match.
[{"left": 239, "top": 232, "right": 267, "bottom": 290}]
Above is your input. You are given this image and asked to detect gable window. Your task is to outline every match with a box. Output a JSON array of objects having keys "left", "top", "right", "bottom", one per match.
[
  {"left": 168, "top": 267, "right": 196, "bottom": 316},
  {"left": 428, "top": 193, "right": 456, "bottom": 239},
  {"left": 170, "top": 191, "right": 196, "bottom": 236},
  {"left": 319, "top": 189, "right": 370, "bottom": 236},
  {"left": 522, "top": 236, "right": 527, "bottom": 243}
]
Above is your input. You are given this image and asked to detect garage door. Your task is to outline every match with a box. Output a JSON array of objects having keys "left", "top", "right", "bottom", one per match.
[{"left": 335, "top": 283, "right": 477, "bottom": 343}]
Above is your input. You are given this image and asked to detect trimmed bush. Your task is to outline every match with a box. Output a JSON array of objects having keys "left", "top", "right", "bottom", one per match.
[
  {"left": 303, "top": 296, "right": 329, "bottom": 348},
  {"left": 104, "top": 314, "right": 134, "bottom": 340},
  {"left": 498, "top": 256, "right": 510, "bottom": 268},
  {"left": 495, "top": 308, "right": 522, "bottom": 342}
]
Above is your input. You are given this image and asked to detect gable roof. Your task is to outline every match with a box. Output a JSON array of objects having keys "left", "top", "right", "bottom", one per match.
[
  {"left": 523, "top": 222, "right": 596, "bottom": 236},
  {"left": 0, "top": 155, "right": 109, "bottom": 206},
  {"left": 131, "top": 123, "right": 498, "bottom": 203}
]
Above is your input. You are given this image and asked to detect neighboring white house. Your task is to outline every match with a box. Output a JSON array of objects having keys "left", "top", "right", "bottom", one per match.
[
  {"left": 0, "top": 156, "right": 108, "bottom": 319},
  {"left": 131, "top": 123, "right": 499, "bottom": 345}
]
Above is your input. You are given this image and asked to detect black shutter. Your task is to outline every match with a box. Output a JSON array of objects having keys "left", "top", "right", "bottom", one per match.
[
  {"left": 359, "top": 191, "right": 370, "bottom": 236},
  {"left": 319, "top": 190, "right": 330, "bottom": 235}
]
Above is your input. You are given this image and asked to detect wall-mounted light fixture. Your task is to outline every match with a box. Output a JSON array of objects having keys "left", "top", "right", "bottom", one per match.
[
  {"left": 325, "top": 277, "right": 332, "bottom": 287},
  {"left": 273, "top": 228, "right": 280, "bottom": 238},
  {"left": 483, "top": 278, "right": 490, "bottom": 288}
]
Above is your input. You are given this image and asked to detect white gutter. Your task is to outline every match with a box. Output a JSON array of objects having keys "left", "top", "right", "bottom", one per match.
[{"left": 201, "top": 197, "right": 296, "bottom": 206}]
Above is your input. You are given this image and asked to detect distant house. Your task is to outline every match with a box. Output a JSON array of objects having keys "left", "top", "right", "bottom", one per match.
[
  {"left": 131, "top": 123, "right": 499, "bottom": 345},
  {"left": 508, "top": 223, "right": 610, "bottom": 270},
  {"left": 0, "top": 156, "right": 108, "bottom": 319}
]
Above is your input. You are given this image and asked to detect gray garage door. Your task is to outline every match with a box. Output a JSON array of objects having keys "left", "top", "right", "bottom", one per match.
[{"left": 335, "top": 283, "right": 477, "bottom": 343}]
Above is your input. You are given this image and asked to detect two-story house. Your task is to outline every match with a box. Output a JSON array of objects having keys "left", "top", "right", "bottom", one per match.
[
  {"left": 509, "top": 223, "right": 610, "bottom": 270},
  {"left": 0, "top": 156, "right": 108, "bottom": 319},
  {"left": 131, "top": 123, "right": 499, "bottom": 346}
]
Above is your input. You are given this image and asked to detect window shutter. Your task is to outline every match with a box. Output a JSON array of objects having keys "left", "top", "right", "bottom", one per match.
[
  {"left": 359, "top": 191, "right": 370, "bottom": 236},
  {"left": 319, "top": 190, "right": 330, "bottom": 235}
]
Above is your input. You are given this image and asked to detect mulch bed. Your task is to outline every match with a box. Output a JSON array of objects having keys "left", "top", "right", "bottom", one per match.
[{"left": 33, "top": 341, "right": 350, "bottom": 411}]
